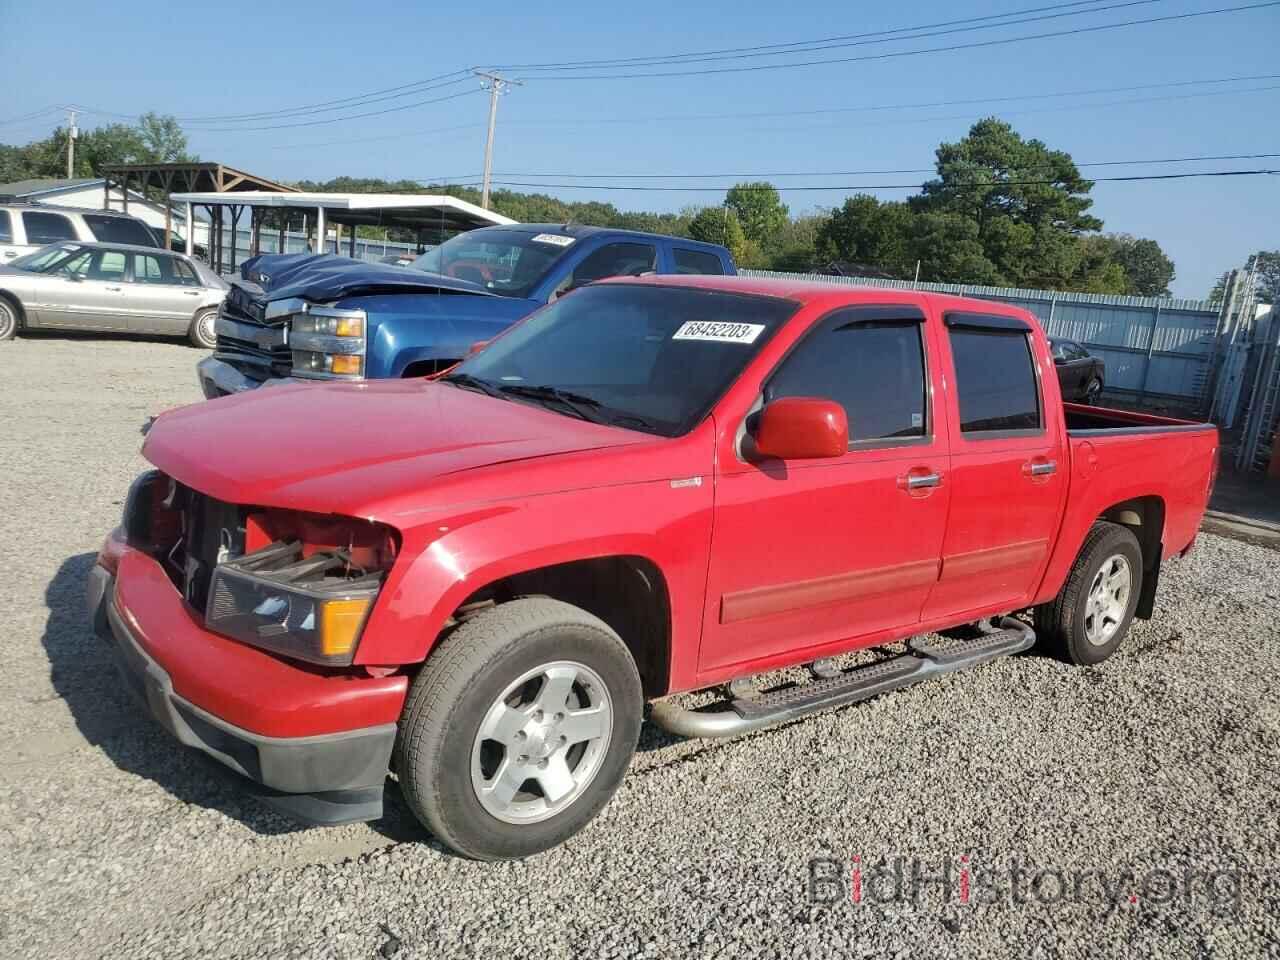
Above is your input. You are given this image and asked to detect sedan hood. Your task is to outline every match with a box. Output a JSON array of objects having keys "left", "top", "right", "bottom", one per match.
[
  {"left": 237, "top": 253, "right": 492, "bottom": 309},
  {"left": 143, "top": 378, "right": 648, "bottom": 517}
]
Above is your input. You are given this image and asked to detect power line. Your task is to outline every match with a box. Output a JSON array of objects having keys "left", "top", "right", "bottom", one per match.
[
  {"left": 168, "top": 88, "right": 484, "bottom": 132},
  {"left": 507, "top": 1, "right": 1280, "bottom": 80},
  {"left": 454, "top": 152, "right": 1280, "bottom": 181},
  {"left": 465, "top": 168, "right": 1280, "bottom": 192},
  {"left": 502, "top": 0, "right": 1169, "bottom": 73},
  {"left": 493, "top": 0, "right": 1138, "bottom": 70},
  {"left": 0, "top": 105, "right": 62, "bottom": 126}
]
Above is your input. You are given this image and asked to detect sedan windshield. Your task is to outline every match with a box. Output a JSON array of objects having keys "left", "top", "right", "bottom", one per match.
[
  {"left": 10, "top": 243, "right": 84, "bottom": 273},
  {"left": 444, "top": 284, "right": 796, "bottom": 437},
  {"left": 411, "top": 229, "right": 570, "bottom": 298}
]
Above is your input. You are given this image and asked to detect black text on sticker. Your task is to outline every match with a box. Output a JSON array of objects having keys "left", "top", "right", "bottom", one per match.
[{"left": 672, "top": 321, "right": 766, "bottom": 344}]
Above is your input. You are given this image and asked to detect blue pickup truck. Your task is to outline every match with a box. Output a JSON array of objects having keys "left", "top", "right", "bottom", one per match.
[{"left": 197, "top": 223, "right": 736, "bottom": 397}]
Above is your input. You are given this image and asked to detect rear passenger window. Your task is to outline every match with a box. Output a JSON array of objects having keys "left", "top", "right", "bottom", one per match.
[
  {"left": 0, "top": 211, "right": 12, "bottom": 243},
  {"left": 673, "top": 248, "right": 724, "bottom": 275},
  {"left": 766, "top": 311, "right": 927, "bottom": 443},
  {"left": 22, "top": 211, "right": 77, "bottom": 245},
  {"left": 82, "top": 213, "right": 156, "bottom": 247},
  {"left": 949, "top": 326, "right": 1041, "bottom": 434}
]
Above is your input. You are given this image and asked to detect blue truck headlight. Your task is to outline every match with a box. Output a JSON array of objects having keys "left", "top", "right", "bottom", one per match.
[{"left": 288, "top": 306, "right": 367, "bottom": 380}]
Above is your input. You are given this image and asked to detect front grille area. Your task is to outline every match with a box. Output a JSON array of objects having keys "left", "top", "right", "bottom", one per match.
[{"left": 213, "top": 287, "right": 292, "bottom": 378}]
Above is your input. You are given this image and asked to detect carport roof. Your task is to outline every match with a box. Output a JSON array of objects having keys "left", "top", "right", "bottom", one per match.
[{"left": 168, "top": 190, "right": 516, "bottom": 232}]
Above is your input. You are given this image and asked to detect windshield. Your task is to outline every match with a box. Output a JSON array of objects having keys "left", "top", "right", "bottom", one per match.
[
  {"left": 9, "top": 243, "right": 84, "bottom": 273},
  {"left": 445, "top": 284, "right": 796, "bottom": 437},
  {"left": 411, "top": 229, "right": 570, "bottom": 298}
]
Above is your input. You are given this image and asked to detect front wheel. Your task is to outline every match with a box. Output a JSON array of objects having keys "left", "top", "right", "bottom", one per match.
[
  {"left": 395, "top": 598, "right": 643, "bottom": 860},
  {"left": 1035, "top": 521, "right": 1142, "bottom": 665},
  {"left": 0, "top": 298, "right": 19, "bottom": 341},
  {"left": 189, "top": 308, "right": 217, "bottom": 349},
  {"left": 1084, "top": 377, "right": 1103, "bottom": 405}
]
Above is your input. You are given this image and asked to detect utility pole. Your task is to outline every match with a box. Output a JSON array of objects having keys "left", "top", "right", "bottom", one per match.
[
  {"left": 475, "top": 71, "right": 521, "bottom": 210},
  {"left": 65, "top": 107, "right": 77, "bottom": 179}
]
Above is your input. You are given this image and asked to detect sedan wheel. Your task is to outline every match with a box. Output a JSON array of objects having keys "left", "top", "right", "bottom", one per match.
[
  {"left": 189, "top": 308, "right": 217, "bottom": 349},
  {"left": 0, "top": 299, "right": 17, "bottom": 341},
  {"left": 1085, "top": 378, "right": 1103, "bottom": 405}
]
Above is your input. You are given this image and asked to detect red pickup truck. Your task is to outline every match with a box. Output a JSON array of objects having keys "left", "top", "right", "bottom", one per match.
[{"left": 88, "top": 275, "right": 1217, "bottom": 860}]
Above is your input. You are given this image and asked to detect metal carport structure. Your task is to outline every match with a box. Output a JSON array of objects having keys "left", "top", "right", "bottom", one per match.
[{"left": 168, "top": 190, "right": 517, "bottom": 275}]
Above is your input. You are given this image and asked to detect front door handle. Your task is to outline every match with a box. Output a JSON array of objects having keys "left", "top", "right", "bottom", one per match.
[
  {"left": 104, "top": 286, "right": 123, "bottom": 292},
  {"left": 183, "top": 290, "right": 202, "bottom": 296},
  {"left": 898, "top": 471, "right": 942, "bottom": 491},
  {"left": 1023, "top": 460, "right": 1057, "bottom": 477}
]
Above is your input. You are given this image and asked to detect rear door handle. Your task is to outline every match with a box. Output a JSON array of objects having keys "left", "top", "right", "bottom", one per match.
[
  {"left": 183, "top": 291, "right": 202, "bottom": 296},
  {"left": 1023, "top": 460, "right": 1057, "bottom": 477},
  {"left": 104, "top": 286, "right": 122, "bottom": 292}
]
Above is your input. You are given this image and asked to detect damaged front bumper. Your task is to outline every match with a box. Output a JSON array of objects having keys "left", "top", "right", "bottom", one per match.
[{"left": 86, "top": 545, "right": 407, "bottom": 825}]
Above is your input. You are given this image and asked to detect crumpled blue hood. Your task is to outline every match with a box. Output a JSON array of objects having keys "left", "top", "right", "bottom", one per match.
[{"left": 238, "top": 253, "right": 494, "bottom": 304}]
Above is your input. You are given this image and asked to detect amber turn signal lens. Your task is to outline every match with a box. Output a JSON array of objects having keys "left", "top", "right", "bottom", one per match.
[
  {"left": 329, "top": 354, "right": 363, "bottom": 376},
  {"left": 319, "top": 598, "right": 373, "bottom": 657},
  {"left": 333, "top": 316, "right": 364, "bottom": 337}
]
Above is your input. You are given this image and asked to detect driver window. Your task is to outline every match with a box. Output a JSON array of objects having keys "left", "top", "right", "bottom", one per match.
[
  {"left": 60, "top": 251, "right": 93, "bottom": 277},
  {"left": 555, "top": 242, "right": 657, "bottom": 296}
]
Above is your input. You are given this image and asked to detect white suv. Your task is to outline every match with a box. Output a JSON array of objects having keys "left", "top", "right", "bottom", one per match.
[{"left": 0, "top": 202, "right": 159, "bottom": 262}]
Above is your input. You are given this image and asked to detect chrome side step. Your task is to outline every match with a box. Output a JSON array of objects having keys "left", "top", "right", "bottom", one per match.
[{"left": 649, "top": 618, "right": 1035, "bottom": 739}]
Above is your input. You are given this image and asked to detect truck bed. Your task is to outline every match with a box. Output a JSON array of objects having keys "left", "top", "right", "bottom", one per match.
[{"left": 1063, "top": 402, "right": 1214, "bottom": 436}]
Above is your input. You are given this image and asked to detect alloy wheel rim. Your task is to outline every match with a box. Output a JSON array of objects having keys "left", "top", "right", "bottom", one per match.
[
  {"left": 470, "top": 659, "right": 613, "bottom": 825},
  {"left": 1085, "top": 554, "right": 1131, "bottom": 646},
  {"left": 0, "top": 304, "right": 13, "bottom": 339},
  {"left": 198, "top": 312, "right": 216, "bottom": 346},
  {"left": 1087, "top": 380, "right": 1101, "bottom": 403}
]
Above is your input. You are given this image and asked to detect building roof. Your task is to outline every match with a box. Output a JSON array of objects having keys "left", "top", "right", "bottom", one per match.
[
  {"left": 0, "top": 178, "right": 101, "bottom": 198},
  {"left": 102, "top": 162, "right": 298, "bottom": 195},
  {"left": 169, "top": 190, "right": 516, "bottom": 231}
]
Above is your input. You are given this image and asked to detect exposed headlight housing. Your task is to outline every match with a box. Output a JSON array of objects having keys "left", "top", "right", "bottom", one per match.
[
  {"left": 206, "top": 540, "right": 385, "bottom": 666},
  {"left": 285, "top": 304, "right": 368, "bottom": 381}
]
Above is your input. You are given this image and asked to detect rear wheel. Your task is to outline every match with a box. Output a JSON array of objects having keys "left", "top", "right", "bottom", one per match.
[
  {"left": 1035, "top": 521, "right": 1142, "bottom": 665},
  {"left": 0, "top": 298, "right": 19, "bottom": 341},
  {"left": 395, "top": 597, "right": 643, "bottom": 860},
  {"left": 189, "top": 307, "right": 217, "bottom": 349}
]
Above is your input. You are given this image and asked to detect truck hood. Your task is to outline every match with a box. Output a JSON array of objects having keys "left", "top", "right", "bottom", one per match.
[
  {"left": 233, "top": 253, "right": 494, "bottom": 316},
  {"left": 143, "top": 378, "right": 650, "bottom": 517}
]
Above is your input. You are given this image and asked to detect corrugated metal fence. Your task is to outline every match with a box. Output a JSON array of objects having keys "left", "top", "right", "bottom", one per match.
[{"left": 740, "top": 269, "right": 1229, "bottom": 413}]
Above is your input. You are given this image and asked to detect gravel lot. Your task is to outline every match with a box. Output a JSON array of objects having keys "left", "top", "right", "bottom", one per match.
[{"left": 1, "top": 333, "right": 1277, "bottom": 959}]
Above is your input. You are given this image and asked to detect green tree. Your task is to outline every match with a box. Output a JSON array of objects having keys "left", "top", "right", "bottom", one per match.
[
  {"left": 814, "top": 195, "right": 913, "bottom": 275},
  {"left": 725, "top": 181, "right": 788, "bottom": 247},
  {"left": 1210, "top": 250, "right": 1279, "bottom": 304},
  {"left": 0, "top": 114, "right": 194, "bottom": 181},
  {"left": 1076, "top": 233, "right": 1174, "bottom": 296},
  {"left": 910, "top": 213, "right": 1001, "bottom": 285},
  {"left": 913, "top": 118, "right": 1101, "bottom": 284},
  {"left": 768, "top": 214, "right": 827, "bottom": 271},
  {"left": 688, "top": 206, "right": 748, "bottom": 264}
]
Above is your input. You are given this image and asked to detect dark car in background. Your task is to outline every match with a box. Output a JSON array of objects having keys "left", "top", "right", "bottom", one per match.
[
  {"left": 146, "top": 226, "right": 208, "bottom": 262},
  {"left": 1050, "top": 337, "right": 1106, "bottom": 404}
]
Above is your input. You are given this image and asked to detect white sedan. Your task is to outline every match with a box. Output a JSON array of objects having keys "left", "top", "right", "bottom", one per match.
[{"left": 0, "top": 241, "right": 228, "bottom": 348}]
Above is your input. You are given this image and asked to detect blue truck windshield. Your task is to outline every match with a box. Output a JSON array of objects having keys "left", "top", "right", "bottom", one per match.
[{"left": 412, "top": 230, "right": 569, "bottom": 299}]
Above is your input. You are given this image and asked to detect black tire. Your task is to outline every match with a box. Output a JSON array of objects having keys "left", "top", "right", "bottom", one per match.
[
  {"left": 1084, "top": 377, "right": 1103, "bottom": 405},
  {"left": 189, "top": 308, "right": 217, "bottom": 349},
  {"left": 1035, "top": 521, "right": 1143, "bottom": 665},
  {"left": 0, "top": 296, "right": 19, "bottom": 341},
  {"left": 395, "top": 597, "right": 643, "bottom": 860}
]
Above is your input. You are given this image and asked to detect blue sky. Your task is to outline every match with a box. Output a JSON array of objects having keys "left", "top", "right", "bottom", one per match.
[{"left": 3, "top": 0, "right": 1278, "bottom": 297}]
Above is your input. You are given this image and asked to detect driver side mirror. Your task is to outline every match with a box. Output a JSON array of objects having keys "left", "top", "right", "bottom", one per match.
[
  {"left": 753, "top": 397, "right": 848, "bottom": 460},
  {"left": 467, "top": 340, "right": 489, "bottom": 357},
  {"left": 63, "top": 272, "right": 84, "bottom": 282}
]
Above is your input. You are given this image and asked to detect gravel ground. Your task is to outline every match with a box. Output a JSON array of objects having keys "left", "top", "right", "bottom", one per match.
[{"left": 1, "top": 333, "right": 1277, "bottom": 960}]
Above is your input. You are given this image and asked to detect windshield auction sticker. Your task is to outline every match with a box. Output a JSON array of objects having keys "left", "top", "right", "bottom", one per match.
[
  {"left": 672, "top": 321, "right": 766, "bottom": 344},
  {"left": 531, "top": 233, "right": 575, "bottom": 247}
]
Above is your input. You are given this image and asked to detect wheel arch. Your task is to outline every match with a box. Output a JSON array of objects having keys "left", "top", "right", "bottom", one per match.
[
  {"left": 439, "top": 555, "right": 674, "bottom": 698},
  {"left": 1096, "top": 495, "right": 1165, "bottom": 618}
]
